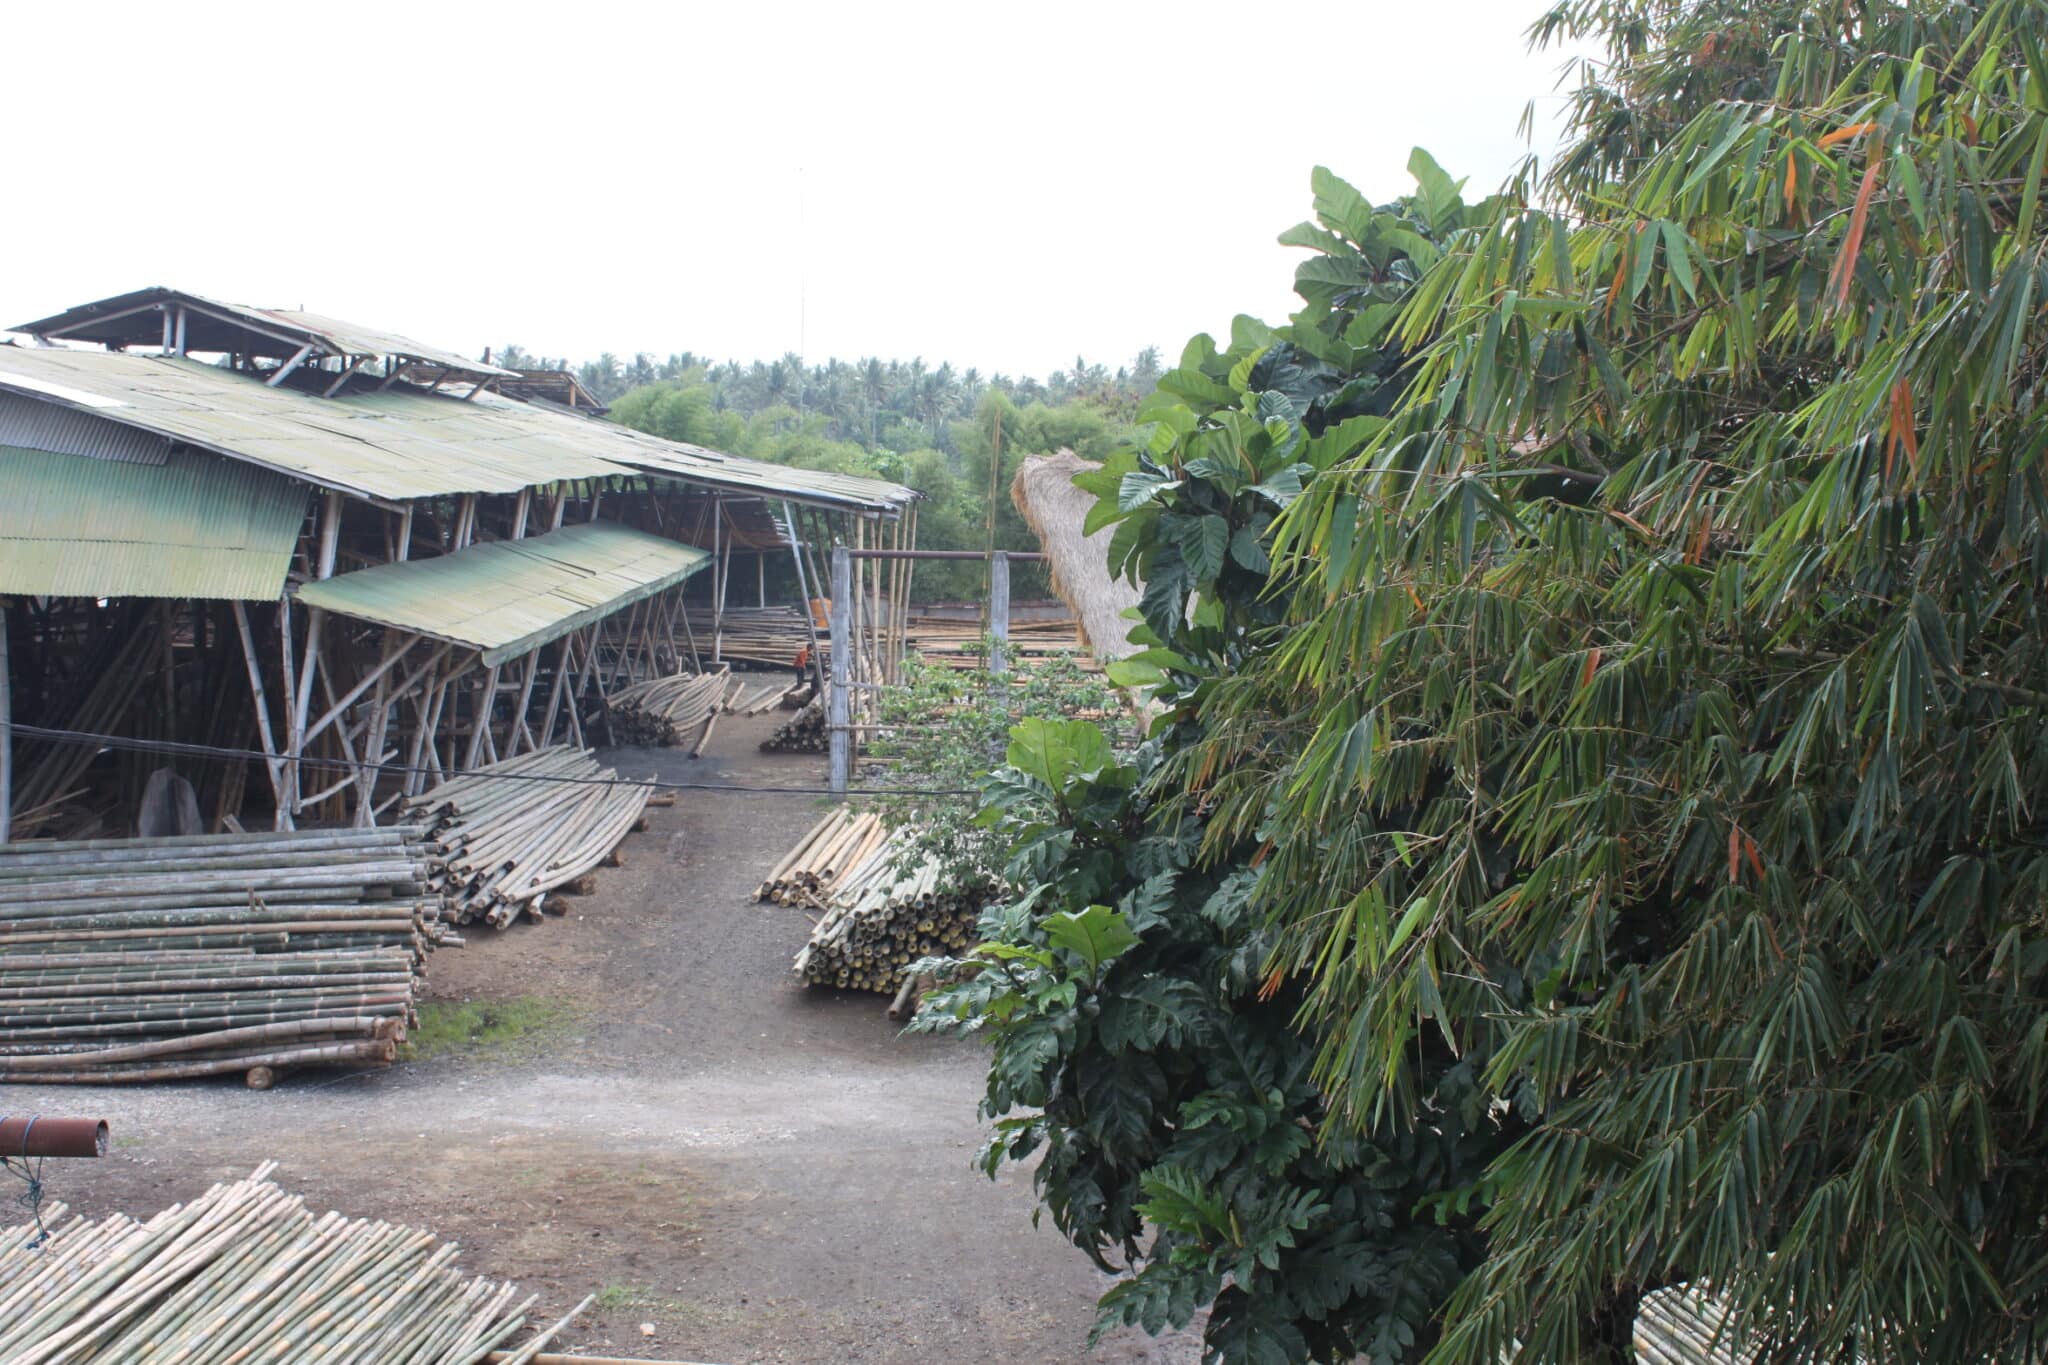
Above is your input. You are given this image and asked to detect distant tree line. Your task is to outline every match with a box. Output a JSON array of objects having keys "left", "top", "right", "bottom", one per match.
[{"left": 491, "top": 343, "right": 1166, "bottom": 602}]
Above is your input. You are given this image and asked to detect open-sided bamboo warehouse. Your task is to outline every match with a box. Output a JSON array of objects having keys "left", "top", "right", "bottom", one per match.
[
  {"left": 0, "top": 1163, "right": 594, "bottom": 1363},
  {"left": 401, "top": 746, "right": 653, "bottom": 928},
  {"left": 0, "top": 827, "right": 444, "bottom": 1084},
  {"left": 0, "top": 287, "right": 919, "bottom": 840}
]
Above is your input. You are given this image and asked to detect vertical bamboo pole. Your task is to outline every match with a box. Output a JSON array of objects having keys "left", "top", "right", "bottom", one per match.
[
  {"left": 990, "top": 551, "right": 1011, "bottom": 677},
  {"left": 829, "top": 546, "right": 851, "bottom": 794},
  {"left": 230, "top": 603, "right": 288, "bottom": 822},
  {"left": 1, "top": 601, "right": 11, "bottom": 843},
  {"left": 465, "top": 665, "right": 502, "bottom": 769}
]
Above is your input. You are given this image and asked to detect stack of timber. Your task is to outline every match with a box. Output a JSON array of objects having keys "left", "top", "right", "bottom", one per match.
[
  {"left": 755, "top": 807, "right": 888, "bottom": 905},
  {"left": 760, "top": 697, "right": 827, "bottom": 753},
  {"left": 0, "top": 1163, "right": 594, "bottom": 1362},
  {"left": 607, "top": 665, "right": 736, "bottom": 749},
  {"left": 404, "top": 747, "right": 653, "bottom": 928},
  {"left": 789, "top": 823, "right": 987, "bottom": 996},
  {"left": 0, "top": 827, "right": 441, "bottom": 1085}
]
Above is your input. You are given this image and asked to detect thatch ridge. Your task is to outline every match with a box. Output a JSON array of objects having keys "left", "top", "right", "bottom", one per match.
[{"left": 1010, "top": 449, "right": 1142, "bottom": 663}]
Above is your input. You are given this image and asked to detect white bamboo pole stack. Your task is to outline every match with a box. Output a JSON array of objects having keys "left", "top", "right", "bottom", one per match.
[{"left": 0, "top": 1165, "right": 594, "bottom": 1363}]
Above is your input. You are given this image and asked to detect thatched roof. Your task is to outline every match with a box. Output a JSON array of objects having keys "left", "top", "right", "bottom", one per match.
[{"left": 1010, "top": 449, "right": 1143, "bottom": 663}]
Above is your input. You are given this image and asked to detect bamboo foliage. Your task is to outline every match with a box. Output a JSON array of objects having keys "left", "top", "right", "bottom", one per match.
[{"left": 1120, "top": 2, "right": 2048, "bottom": 1358}]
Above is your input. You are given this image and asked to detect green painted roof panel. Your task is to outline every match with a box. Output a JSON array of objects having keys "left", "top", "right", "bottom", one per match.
[
  {"left": 0, "top": 444, "right": 306, "bottom": 599},
  {"left": 0, "top": 345, "right": 919, "bottom": 510},
  {"left": 295, "top": 522, "right": 710, "bottom": 665}
]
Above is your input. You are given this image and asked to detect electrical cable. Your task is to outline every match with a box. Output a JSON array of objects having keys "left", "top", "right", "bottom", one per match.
[{"left": 4, "top": 723, "right": 982, "bottom": 800}]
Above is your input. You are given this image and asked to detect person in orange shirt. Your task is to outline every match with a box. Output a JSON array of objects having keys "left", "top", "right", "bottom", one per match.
[{"left": 793, "top": 644, "right": 812, "bottom": 685}]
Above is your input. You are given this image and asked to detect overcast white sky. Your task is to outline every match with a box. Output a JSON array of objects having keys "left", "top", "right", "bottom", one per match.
[{"left": 8, "top": 1, "right": 1582, "bottom": 379}]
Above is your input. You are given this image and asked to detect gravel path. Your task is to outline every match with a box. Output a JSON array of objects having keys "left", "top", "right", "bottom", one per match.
[{"left": 0, "top": 710, "right": 1197, "bottom": 1364}]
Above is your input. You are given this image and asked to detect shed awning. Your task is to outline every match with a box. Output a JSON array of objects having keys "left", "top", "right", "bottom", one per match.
[
  {"left": 295, "top": 523, "right": 709, "bottom": 665},
  {"left": 0, "top": 445, "right": 306, "bottom": 599}
]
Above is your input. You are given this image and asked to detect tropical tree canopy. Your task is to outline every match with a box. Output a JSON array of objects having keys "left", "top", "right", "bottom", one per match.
[
  {"left": 1167, "top": 0, "right": 2048, "bottom": 1357},
  {"left": 934, "top": 0, "right": 2048, "bottom": 1360}
]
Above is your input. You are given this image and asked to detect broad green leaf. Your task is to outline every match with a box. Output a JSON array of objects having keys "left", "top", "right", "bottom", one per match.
[{"left": 1044, "top": 904, "right": 1139, "bottom": 973}]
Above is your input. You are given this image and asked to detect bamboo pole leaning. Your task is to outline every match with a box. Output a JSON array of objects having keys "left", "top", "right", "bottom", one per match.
[
  {"left": 402, "top": 746, "right": 653, "bottom": 928},
  {"left": 0, "top": 1165, "right": 595, "bottom": 1363},
  {"left": 0, "top": 826, "right": 446, "bottom": 1085}
]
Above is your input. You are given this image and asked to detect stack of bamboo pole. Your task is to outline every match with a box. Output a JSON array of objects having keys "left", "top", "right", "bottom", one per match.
[
  {"left": 789, "top": 824, "right": 987, "bottom": 995},
  {"left": 0, "top": 827, "right": 443, "bottom": 1084},
  {"left": 0, "top": 1163, "right": 594, "bottom": 1363},
  {"left": 606, "top": 666, "right": 735, "bottom": 748},
  {"left": 905, "top": 613, "right": 1097, "bottom": 672},
  {"left": 403, "top": 747, "right": 652, "bottom": 928},
  {"left": 754, "top": 808, "right": 888, "bottom": 905},
  {"left": 680, "top": 606, "right": 814, "bottom": 669},
  {"left": 760, "top": 698, "right": 827, "bottom": 754}
]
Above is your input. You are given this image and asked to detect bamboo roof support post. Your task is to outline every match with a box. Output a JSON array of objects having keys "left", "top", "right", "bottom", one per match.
[
  {"left": 465, "top": 666, "right": 501, "bottom": 770},
  {"left": 829, "top": 546, "right": 851, "bottom": 794},
  {"left": 395, "top": 504, "right": 414, "bottom": 561},
  {"left": 757, "top": 550, "right": 767, "bottom": 609},
  {"left": 1, "top": 600, "right": 10, "bottom": 844},
  {"left": 711, "top": 495, "right": 725, "bottom": 667},
  {"left": 230, "top": 602, "right": 288, "bottom": 819},
  {"left": 274, "top": 600, "right": 300, "bottom": 830},
  {"left": 538, "top": 635, "right": 572, "bottom": 749},
  {"left": 783, "top": 499, "right": 823, "bottom": 688},
  {"left": 868, "top": 516, "right": 884, "bottom": 686},
  {"left": 505, "top": 651, "right": 540, "bottom": 758},
  {"left": 511, "top": 488, "right": 531, "bottom": 540}
]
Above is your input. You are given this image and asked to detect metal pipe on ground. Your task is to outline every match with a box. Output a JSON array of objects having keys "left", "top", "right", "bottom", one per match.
[{"left": 0, "top": 1115, "right": 107, "bottom": 1156}]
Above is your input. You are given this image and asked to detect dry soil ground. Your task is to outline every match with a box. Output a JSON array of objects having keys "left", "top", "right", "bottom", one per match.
[{"left": 0, "top": 710, "right": 1198, "bottom": 1364}]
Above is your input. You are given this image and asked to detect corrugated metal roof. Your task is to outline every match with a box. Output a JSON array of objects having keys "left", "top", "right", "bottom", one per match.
[
  {"left": 0, "top": 391, "right": 169, "bottom": 464},
  {"left": 12, "top": 288, "right": 515, "bottom": 378},
  {"left": 460, "top": 391, "right": 920, "bottom": 512},
  {"left": 0, "top": 344, "right": 920, "bottom": 511},
  {"left": 0, "top": 444, "right": 305, "bottom": 599},
  {"left": 0, "top": 346, "right": 631, "bottom": 499},
  {"left": 296, "top": 522, "right": 709, "bottom": 666}
]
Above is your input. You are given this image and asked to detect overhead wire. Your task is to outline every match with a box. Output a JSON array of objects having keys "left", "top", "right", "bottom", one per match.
[{"left": 4, "top": 723, "right": 983, "bottom": 800}]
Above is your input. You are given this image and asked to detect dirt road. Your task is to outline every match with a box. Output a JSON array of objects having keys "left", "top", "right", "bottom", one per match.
[{"left": 0, "top": 711, "right": 1196, "bottom": 1364}]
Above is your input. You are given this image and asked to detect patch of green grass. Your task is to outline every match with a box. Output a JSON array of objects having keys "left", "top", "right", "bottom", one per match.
[
  {"left": 593, "top": 1282, "right": 683, "bottom": 1313},
  {"left": 402, "top": 995, "right": 584, "bottom": 1061}
]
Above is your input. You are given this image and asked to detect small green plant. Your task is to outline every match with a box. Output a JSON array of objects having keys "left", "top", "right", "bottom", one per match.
[
  {"left": 592, "top": 1283, "right": 681, "bottom": 1314},
  {"left": 865, "top": 645, "right": 1121, "bottom": 887},
  {"left": 402, "top": 996, "right": 584, "bottom": 1061}
]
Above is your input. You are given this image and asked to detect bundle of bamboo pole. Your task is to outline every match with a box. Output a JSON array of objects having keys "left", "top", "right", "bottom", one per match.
[
  {"left": 606, "top": 666, "right": 736, "bottom": 749},
  {"left": 754, "top": 808, "right": 888, "bottom": 905},
  {"left": 789, "top": 825, "right": 987, "bottom": 996},
  {"left": 679, "top": 606, "right": 815, "bottom": 669},
  {"left": 760, "top": 698, "right": 827, "bottom": 754},
  {"left": 0, "top": 1163, "right": 594, "bottom": 1363},
  {"left": 403, "top": 747, "right": 652, "bottom": 928},
  {"left": 0, "top": 827, "right": 444, "bottom": 1084}
]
